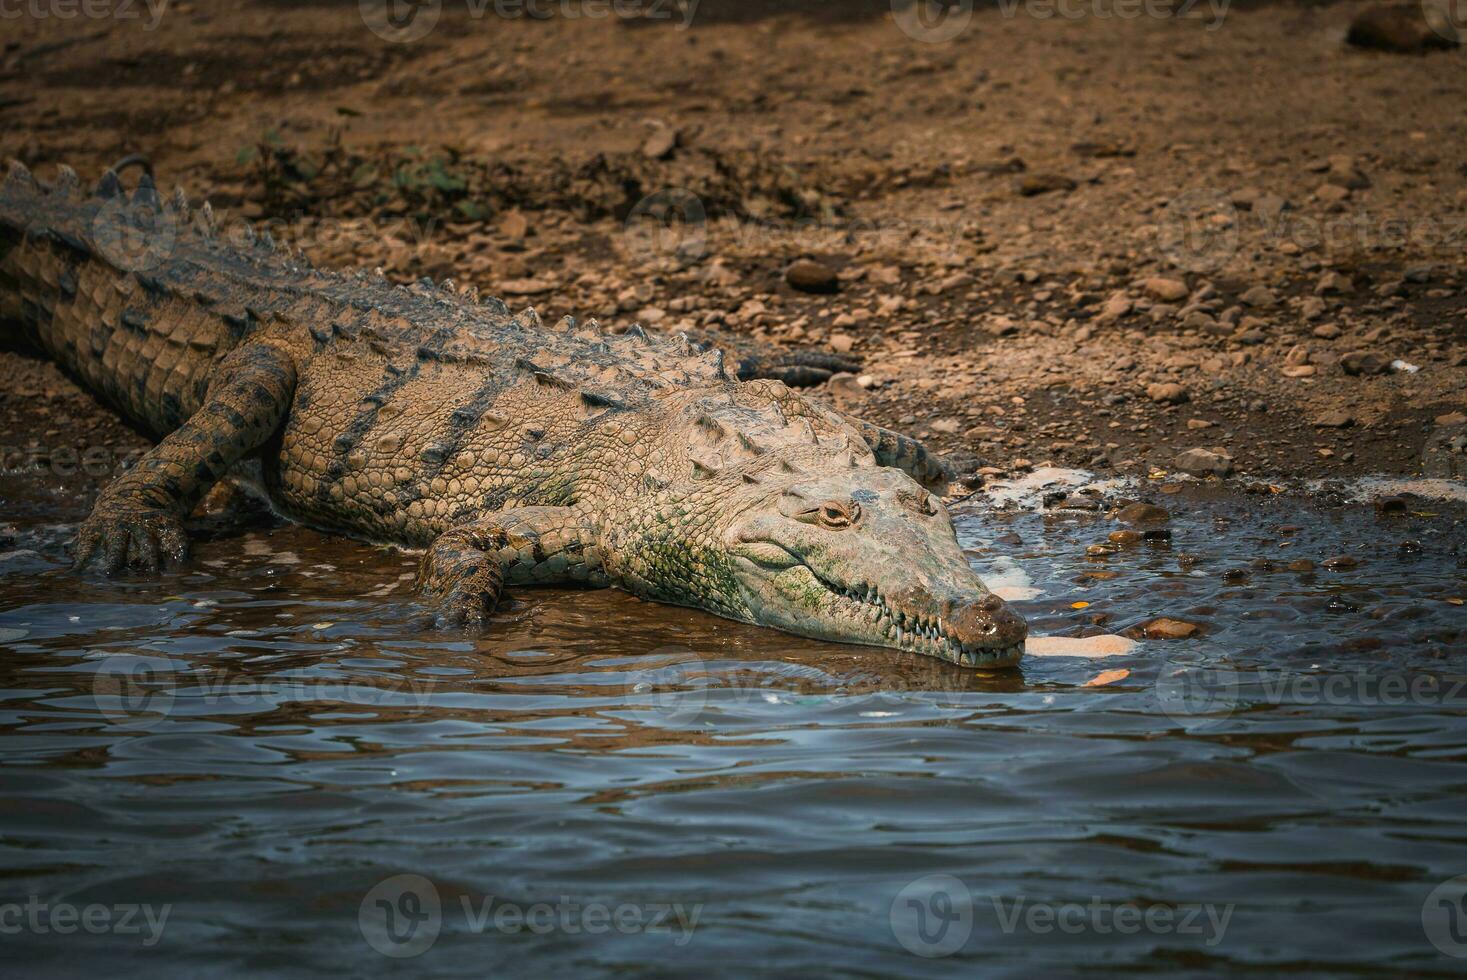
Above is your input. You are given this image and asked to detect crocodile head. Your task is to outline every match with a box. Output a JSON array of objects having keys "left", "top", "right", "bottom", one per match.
[{"left": 718, "top": 465, "right": 1027, "bottom": 668}]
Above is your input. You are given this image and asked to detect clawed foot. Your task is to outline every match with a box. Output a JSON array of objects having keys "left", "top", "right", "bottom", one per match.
[
  {"left": 73, "top": 499, "right": 188, "bottom": 574},
  {"left": 416, "top": 547, "right": 505, "bottom": 629}
]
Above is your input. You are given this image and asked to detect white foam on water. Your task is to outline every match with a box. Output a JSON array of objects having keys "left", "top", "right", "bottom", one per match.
[
  {"left": 1308, "top": 476, "right": 1467, "bottom": 504},
  {"left": 983, "top": 556, "right": 1042, "bottom": 602},
  {"left": 980, "top": 466, "right": 1129, "bottom": 509}
]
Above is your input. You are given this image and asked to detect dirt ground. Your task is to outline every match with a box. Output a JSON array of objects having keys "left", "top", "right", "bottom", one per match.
[{"left": 2, "top": 0, "right": 1465, "bottom": 483}]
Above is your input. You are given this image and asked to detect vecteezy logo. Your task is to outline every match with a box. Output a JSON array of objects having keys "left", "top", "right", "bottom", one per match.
[
  {"left": 1423, "top": 875, "right": 1467, "bottom": 958},
  {"left": 891, "top": 0, "right": 976, "bottom": 43},
  {"left": 1155, "top": 648, "right": 1240, "bottom": 729},
  {"left": 890, "top": 874, "right": 973, "bottom": 958},
  {"left": 92, "top": 654, "right": 176, "bottom": 728},
  {"left": 91, "top": 194, "right": 177, "bottom": 274},
  {"left": 1422, "top": 0, "right": 1466, "bottom": 44},
  {"left": 1157, "top": 187, "right": 1240, "bottom": 274},
  {"left": 622, "top": 188, "right": 708, "bottom": 266},
  {"left": 359, "top": 0, "right": 442, "bottom": 43},
  {"left": 627, "top": 645, "right": 710, "bottom": 726},
  {"left": 359, "top": 874, "right": 443, "bottom": 958}
]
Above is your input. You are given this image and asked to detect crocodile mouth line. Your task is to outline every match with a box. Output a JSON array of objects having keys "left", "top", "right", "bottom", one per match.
[{"left": 804, "top": 567, "right": 1023, "bottom": 668}]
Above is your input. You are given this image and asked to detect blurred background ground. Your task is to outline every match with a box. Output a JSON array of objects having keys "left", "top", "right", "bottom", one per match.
[{"left": 2, "top": 0, "right": 1464, "bottom": 481}]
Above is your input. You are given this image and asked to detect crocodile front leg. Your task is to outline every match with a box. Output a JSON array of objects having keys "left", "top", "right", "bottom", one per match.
[
  {"left": 74, "top": 341, "right": 297, "bottom": 573},
  {"left": 416, "top": 507, "right": 603, "bottom": 627}
]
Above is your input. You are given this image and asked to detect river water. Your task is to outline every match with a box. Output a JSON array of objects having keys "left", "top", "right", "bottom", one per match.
[{"left": 1, "top": 466, "right": 1465, "bottom": 976}]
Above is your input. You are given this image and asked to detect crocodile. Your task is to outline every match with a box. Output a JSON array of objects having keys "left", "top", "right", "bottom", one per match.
[{"left": 0, "top": 161, "right": 1027, "bottom": 668}]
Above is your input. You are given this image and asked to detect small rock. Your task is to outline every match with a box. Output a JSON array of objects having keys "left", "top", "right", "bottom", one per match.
[
  {"left": 1018, "top": 173, "right": 1077, "bottom": 196},
  {"left": 1139, "top": 617, "right": 1199, "bottom": 640},
  {"left": 1340, "top": 350, "right": 1391, "bottom": 376},
  {"left": 498, "top": 209, "right": 530, "bottom": 241},
  {"left": 1281, "top": 364, "right": 1317, "bottom": 378},
  {"left": 1174, "top": 447, "right": 1234, "bottom": 478},
  {"left": 1239, "top": 285, "right": 1277, "bottom": 308},
  {"left": 1435, "top": 411, "right": 1466, "bottom": 426},
  {"left": 1323, "top": 555, "right": 1361, "bottom": 570},
  {"left": 641, "top": 126, "right": 678, "bottom": 160},
  {"left": 1109, "top": 530, "right": 1144, "bottom": 545},
  {"left": 1374, "top": 496, "right": 1408, "bottom": 514},
  {"left": 1187, "top": 418, "right": 1213, "bottom": 430},
  {"left": 1143, "top": 277, "right": 1189, "bottom": 302},
  {"left": 930, "top": 418, "right": 961, "bottom": 434},
  {"left": 785, "top": 258, "right": 840, "bottom": 294},
  {"left": 1312, "top": 323, "right": 1342, "bottom": 340},
  {"left": 1287, "top": 559, "right": 1315, "bottom": 572},
  {"left": 1116, "top": 502, "right": 1170, "bottom": 524},
  {"left": 1315, "top": 271, "right": 1354, "bottom": 295},
  {"left": 499, "top": 277, "right": 556, "bottom": 295},
  {"left": 826, "top": 372, "right": 864, "bottom": 402},
  {"left": 1346, "top": 3, "right": 1459, "bottom": 53},
  {"left": 1146, "top": 382, "right": 1190, "bottom": 405},
  {"left": 828, "top": 332, "right": 856, "bottom": 354},
  {"left": 1100, "top": 293, "right": 1133, "bottom": 319},
  {"left": 1313, "top": 410, "right": 1355, "bottom": 428}
]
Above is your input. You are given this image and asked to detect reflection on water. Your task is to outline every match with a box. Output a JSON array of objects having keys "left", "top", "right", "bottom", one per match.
[{"left": 1, "top": 469, "right": 1465, "bottom": 976}]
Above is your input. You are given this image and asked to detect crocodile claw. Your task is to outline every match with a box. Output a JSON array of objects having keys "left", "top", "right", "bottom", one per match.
[{"left": 73, "top": 501, "right": 188, "bottom": 574}]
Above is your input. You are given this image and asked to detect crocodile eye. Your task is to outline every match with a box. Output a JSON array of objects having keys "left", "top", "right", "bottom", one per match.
[{"left": 816, "top": 500, "right": 859, "bottom": 529}]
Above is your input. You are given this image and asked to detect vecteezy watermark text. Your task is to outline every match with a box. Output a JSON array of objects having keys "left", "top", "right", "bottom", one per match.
[
  {"left": 1158, "top": 657, "right": 1467, "bottom": 728},
  {"left": 358, "top": 874, "right": 702, "bottom": 957},
  {"left": 889, "top": 873, "right": 1233, "bottom": 957},
  {"left": 0, "top": 896, "right": 170, "bottom": 946},
  {"left": 92, "top": 654, "right": 440, "bottom": 728},
  {"left": 0, "top": 0, "right": 168, "bottom": 29}
]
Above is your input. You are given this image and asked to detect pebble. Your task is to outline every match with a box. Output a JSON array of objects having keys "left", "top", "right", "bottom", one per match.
[
  {"left": 1240, "top": 285, "right": 1277, "bottom": 308},
  {"left": 1281, "top": 365, "right": 1317, "bottom": 378},
  {"left": 1340, "top": 350, "right": 1390, "bottom": 376},
  {"left": 828, "top": 332, "right": 855, "bottom": 353},
  {"left": 1287, "top": 559, "right": 1315, "bottom": 572},
  {"left": 1018, "top": 173, "right": 1077, "bottom": 196},
  {"left": 785, "top": 258, "right": 839, "bottom": 294},
  {"left": 1316, "top": 271, "right": 1353, "bottom": 295},
  {"left": 1174, "top": 447, "right": 1234, "bottom": 477},
  {"left": 1115, "top": 502, "right": 1170, "bottom": 524},
  {"left": 641, "top": 126, "right": 678, "bottom": 160},
  {"left": 825, "top": 372, "right": 864, "bottom": 402},
  {"left": 1313, "top": 411, "right": 1354, "bottom": 428},
  {"left": 1312, "top": 323, "right": 1342, "bottom": 340},
  {"left": 1323, "top": 555, "right": 1361, "bottom": 570},
  {"left": 1101, "top": 293, "right": 1132, "bottom": 319},
  {"left": 1347, "top": 4, "right": 1459, "bottom": 53},
  {"left": 1143, "top": 278, "right": 1189, "bottom": 302},
  {"left": 1146, "top": 382, "right": 1189, "bottom": 405},
  {"left": 1138, "top": 617, "right": 1199, "bottom": 640}
]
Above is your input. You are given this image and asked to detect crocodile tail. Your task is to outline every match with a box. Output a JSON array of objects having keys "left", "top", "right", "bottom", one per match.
[{"left": 0, "top": 161, "right": 225, "bottom": 434}]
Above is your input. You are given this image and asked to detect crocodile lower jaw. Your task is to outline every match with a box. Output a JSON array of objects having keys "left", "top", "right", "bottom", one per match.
[{"left": 801, "top": 568, "right": 1024, "bottom": 668}]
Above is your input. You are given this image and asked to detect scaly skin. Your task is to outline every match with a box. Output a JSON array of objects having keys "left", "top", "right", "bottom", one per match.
[{"left": 0, "top": 161, "right": 1026, "bottom": 668}]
